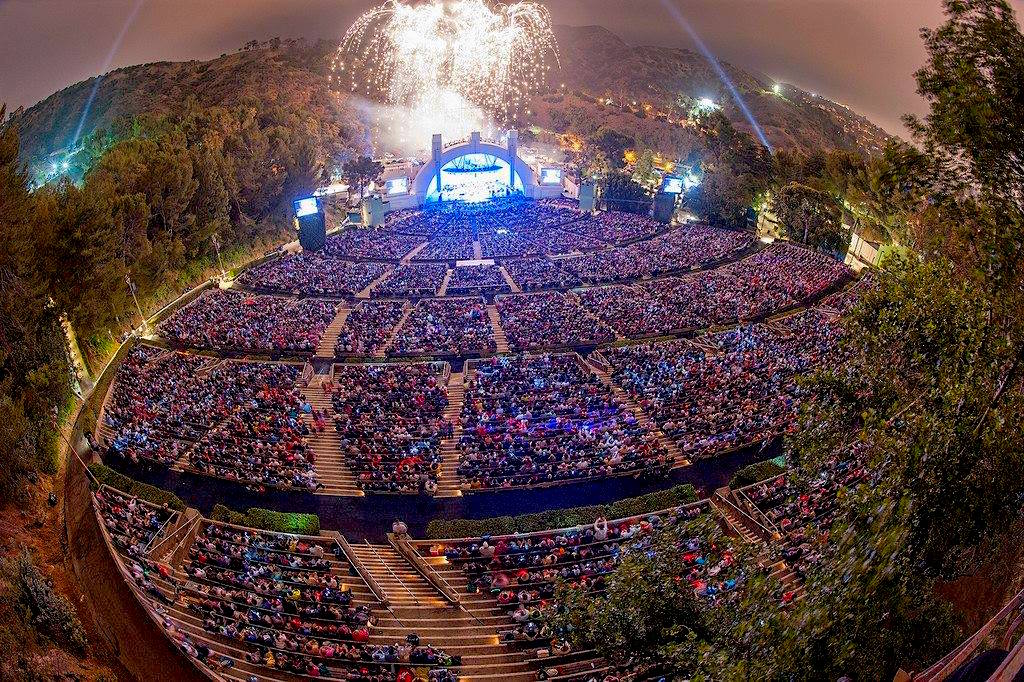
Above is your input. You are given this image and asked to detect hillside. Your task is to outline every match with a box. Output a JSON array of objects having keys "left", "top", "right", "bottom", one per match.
[
  {"left": 539, "top": 25, "right": 893, "bottom": 155},
  {"left": 6, "top": 38, "right": 364, "bottom": 179},
  {"left": 5, "top": 26, "right": 892, "bottom": 176}
]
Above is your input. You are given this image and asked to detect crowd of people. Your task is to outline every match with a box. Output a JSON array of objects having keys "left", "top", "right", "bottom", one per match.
[
  {"left": 242, "top": 253, "right": 391, "bottom": 297},
  {"left": 326, "top": 363, "right": 452, "bottom": 493},
  {"left": 95, "top": 486, "right": 178, "bottom": 559},
  {"left": 420, "top": 503, "right": 747, "bottom": 659},
  {"left": 478, "top": 229, "right": 604, "bottom": 259},
  {"left": 502, "top": 258, "right": 582, "bottom": 291},
  {"left": 323, "top": 230, "right": 425, "bottom": 261},
  {"left": 740, "top": 452, "right": 869, "bottom": 576},
  {"left": 160, "top": 289, "right": 338, "bottom": 355},
  {"left": 641, "top": 243, "right": 850, "bottom": 325},
  {"left": 568, "top": 211, "right": 663, "bottom": 244},
  {"left": 561, "top": 224, "right": 753, "bottom": 284},
  {"left": 103, "top": 346, "right": 321, "bottom": 490},
  {"left": 392, "top": 298, "right": 496, "bottom": 357},
  {"left": 373, "top": 263, "right": 448, "bottom": 298},
  {"left": 335, "top": 301, "right": 407, "bottom": 356},
  {"left": 413, "top": 233, "right": 476, "bottom": 261},
  {"left": 445, "top": 265, "right": 511, "bottom": 296},
  {"left": 603, "top": 310, "right": 842, "bottom": 459},
  {"left": 94, "top": 493, "right": 463, "bottom": 682},
  {"left": 574, "top": 285, "right": 697, "bottom": 338},
  {"left": 457, "top": 355, "right": 672, "bottom": 489},
  {"left": 496, "top": 292, "right": 615, "bottom": 351}
]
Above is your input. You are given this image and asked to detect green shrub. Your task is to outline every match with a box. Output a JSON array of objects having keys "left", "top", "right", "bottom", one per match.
[
  {"left": 210, "top": 504, "right": 320, "bottom": 535},
  {"left": 425, "top": 484, "right": 698, "bottom": 539},
  {"left": 729, "top": 458, "right": 786, "bottom": 489},
  {"left": 88, "top": 463, "right": 186, "bottom": 511}
]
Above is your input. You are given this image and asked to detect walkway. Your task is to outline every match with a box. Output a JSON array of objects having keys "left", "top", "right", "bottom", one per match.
[
  {"left": 108, "top": 437, "right": 778, "bottom": 542},
  {"left": 486, "top": 305, "right": 509, "bottom": 354}
]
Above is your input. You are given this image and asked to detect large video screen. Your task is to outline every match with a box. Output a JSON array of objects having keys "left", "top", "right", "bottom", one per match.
[
  {"left": 661, "top": 176, "right": 685, "bottom": 194},
  {"left": 539, "top": 168, "right": 562, "bottom": 185},
  {"left": 293, "top": 197, "right": 320, "bottom": 217},
  {"left": 386, "top": 177, "right": 409, "bottom": 195}
]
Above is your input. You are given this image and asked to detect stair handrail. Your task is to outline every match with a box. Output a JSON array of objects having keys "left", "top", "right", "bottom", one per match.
[
  {"left": 364, "top": 540, "right": 419, "bottom": 605},
  {"left": 713, "top": 490, "right": 777, "bottom": 543},
  {"left": 331, "top": 532, "right": 390, "bottom": 607},
  {"left": 388, "top": 533, "right": 461, "bottom": 605}
]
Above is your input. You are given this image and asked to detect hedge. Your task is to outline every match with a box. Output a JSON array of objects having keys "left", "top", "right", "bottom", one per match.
[
  {"left": 210, "top": 504, "right": 320, "bottom": 536},
  {"left": 88, "top": 463, "right": 186, "bottom": 511},
  {"left": 424, "top": 484, "right": 698, "bottom": 539},
  {"left": 729, "top": 457, "right": 787, "bottom": 489}
]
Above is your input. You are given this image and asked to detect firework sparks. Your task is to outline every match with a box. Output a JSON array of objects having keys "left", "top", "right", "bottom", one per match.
[{"left": 333, "top": 0, "right": 559, "bottom": 143}]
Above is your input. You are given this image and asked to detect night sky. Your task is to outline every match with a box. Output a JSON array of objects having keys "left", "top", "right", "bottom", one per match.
[{"left": 1, "top": 1, "right": 1021, "bottom": 138}]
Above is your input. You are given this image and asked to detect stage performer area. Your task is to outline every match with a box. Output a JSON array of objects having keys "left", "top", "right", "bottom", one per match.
[{"left": 386, "top": 130, "right": 563, "bottom": 210}]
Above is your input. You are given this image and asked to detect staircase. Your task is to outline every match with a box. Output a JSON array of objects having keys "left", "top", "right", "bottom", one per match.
[
  {"left": 401, "top": 241, "right": 430, "bottom": 264},
  {"left": 498, "top": 265, "right": 522, "bottom": 293},
  {"left": 301, "top": 377, "right": 363, "bottom": 496},
  {"left": 472, "top": 239, "right": 483, "bottom": 260},
  {"left": 710, "top": 490, "right": 806, "bottom": 602},
  {"left": 377, "top": 303, "right": 414, "bottom": 358},
  {"left": 352, "top": 543, "right": 536, "bottom": 680},
  {"left": 585, "top": 357, "right": 688, "bottom": 468},
  {"left": 438, "top": 269, "right": 453, "bottom": 297},
  {"left": 420, "top": 550, "right": 607, "bottom": 680},
  {"left": 356, "top": 268, "right": 396, "bottom": 299},
  {"left": 486, "top": 304, "right": 510, "bottom": 354},
  {"left": 437, "top": 371, "right": 466, "bottom": 497},
  {"left": 316, "top": 307, "right": 351, "bottom": 359}
]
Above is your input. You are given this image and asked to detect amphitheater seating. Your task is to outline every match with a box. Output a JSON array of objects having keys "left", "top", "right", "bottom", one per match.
[
  {"left": 446, "top": 265, "right": 511, "bottom": 296},
  {"left": 457, "top": 355, "right": 672, "bottom": 489},
  {"left": 326, "top": 363, "right": 452, "bottom": 493},
  {"left": 392, "top": 298, "right": 496, "bottom": 357},
  {"left": 639, "top": 243, "right": 849, "bottom": 325},
  {"left": 561, "top": 223, "right": 753, "bottom": 284},
  {"left": 160, "top": 289, "right": 338, "bottom": 355},
  {"left": 413, "top": 501, "right": 752, "bottom": 672},
  {"left": 102, "top": 347, "right": 319, "bottom": 490},
  {"left": 496, "top": 292, "right": 615, "bottom": 351},
  {"left": 603, "top": 310, "right": 841, "bottom": 459},
  {"left": 374, "top": 263, "right": 448, "bottom": 298},
  {"left": 737, "top": 451, "right": 869, "bottom": 576},
  {"left": 94, "top": 494, "right": 462, "bottom": 682},
  {"left": 335, "top": 300, "right": 407, "bottom": 356},
  {"left": 323, "top": 229, "right": 425, "bottom": 261},
  {"left": 242, "top": 254, "right": 392, "bottom": 297},
  {"left": 503, "top": 258, "right": 581, "bottom": 291}
]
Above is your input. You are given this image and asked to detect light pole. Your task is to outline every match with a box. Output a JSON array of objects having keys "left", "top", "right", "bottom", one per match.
[
  {"left": 211, "top": 232, "right": 227, "bottom": 279},
  {"left": 126, "top": 274, "right": 148, "bottom": 334}
]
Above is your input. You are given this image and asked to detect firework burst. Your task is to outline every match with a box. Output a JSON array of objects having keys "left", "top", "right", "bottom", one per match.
[{"left": 333, "top": 0, "right": 559, "bottom": 133}]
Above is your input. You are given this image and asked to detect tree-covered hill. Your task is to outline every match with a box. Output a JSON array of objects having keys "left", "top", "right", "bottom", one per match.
[{"left": 6, "top": 38, "right": 367, "bottom": 182}]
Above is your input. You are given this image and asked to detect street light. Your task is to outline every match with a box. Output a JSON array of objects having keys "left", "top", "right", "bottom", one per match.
[
  {"left": 125, "top": 274, "right": 148, "bottom": 334},
  {"left": 211, "top": 233, "right": 227, "bottom": 279}
]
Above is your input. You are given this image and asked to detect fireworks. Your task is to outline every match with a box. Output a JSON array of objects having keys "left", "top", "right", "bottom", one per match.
[{"left": 333, "top": 0, "right": 559, "bottom": 142}]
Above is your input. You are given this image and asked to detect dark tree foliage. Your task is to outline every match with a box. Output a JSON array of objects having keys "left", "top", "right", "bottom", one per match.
[
  {"left": 342, "top": 155, "right": 384, "bottom": 204},
  {"left": 772, "top": 182, "right": 847, "bottom": 253},
  {"left": 602, "top": 172, "right": 650, "bottom": 214},
  {"left": 0, "top": 110, "right": 72, "bottom": 498}
]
